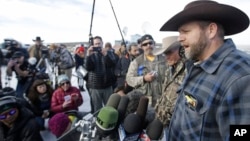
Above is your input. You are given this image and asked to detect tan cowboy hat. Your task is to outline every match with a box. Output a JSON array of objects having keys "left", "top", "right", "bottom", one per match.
[
  {"left": 160, "top": 0, "right": 249, "bottom": 36},
  {"left": 153, "top": 36, "right": 181, "bottom": 56},
  {"left": 32, "top": 36, "right": 44, "bottom": 42}
]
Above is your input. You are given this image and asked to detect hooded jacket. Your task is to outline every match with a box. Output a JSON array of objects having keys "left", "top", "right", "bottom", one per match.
[{"left": 0, "top": 105, "right": 43, "bottom": 141}]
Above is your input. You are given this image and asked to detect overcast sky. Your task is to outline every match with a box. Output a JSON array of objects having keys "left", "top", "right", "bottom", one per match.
[{"left": 0, "top": 0, "right": 249, "bottom": 46}]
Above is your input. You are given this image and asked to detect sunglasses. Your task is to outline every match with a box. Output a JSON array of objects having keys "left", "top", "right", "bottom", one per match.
[
  {"left": 0, "top": 108, "right": 17, "bottom": 120},
  {"left": 142, "top": 41, "right": 154, "bottom": 47},
  {"left": 60, "top": 81, "right": 70, "bottom": 86}
]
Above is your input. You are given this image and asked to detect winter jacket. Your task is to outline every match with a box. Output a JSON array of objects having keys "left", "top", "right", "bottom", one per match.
[
  {"left": 0, "top": 106, "right": 43, "bottom": 141},
  {"left": 51, "top": 86, "right": 83, "bottom": 113},
  {"left": 27, "top": 79, "right": 54, "bottom": 117},
  {"left": 74, "top": 54, "right": 85, "bottom": 70},
  {"left": 154, "top": 59, "right": 186, "bottom": 127},
  {"left": 85, "top": 51, "right": 117, "bottom": 89},
  {"left": 28, "top": 44, "right": 47, "bottom": 68},
  {"left": 114, "top": 53, "right": 135, "bottom": 89},
  {"left": 59, "top": 48, "right": 75, "bottom": 69},
  {"left": 126, "top": 54, "right": 166, "bottom": 106}
]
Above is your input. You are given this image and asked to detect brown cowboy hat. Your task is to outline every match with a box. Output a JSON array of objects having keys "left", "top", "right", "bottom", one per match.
[
  {"left": 153, "top": 36, "right": 181, "bottom": 56},
  {"left": 160, "top": 0, "right": 249, "bottom": 36},
  {"left": 32, "top": 36, "right": 44, "bottom": 42}
]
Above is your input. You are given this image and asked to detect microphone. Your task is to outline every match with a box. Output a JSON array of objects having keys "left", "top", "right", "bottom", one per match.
[
  {"left": 126, "top": 90, "right": 144, "bottom": 116},
  {"left": 136, "top": 96, "right": 149, "bottom": 129},
  {"left": 95, "top": 106, "right": 118, "bottom": 137},
  {"left": 106, "top": 93, "right": 121, "bottom": 109},
  {"left": 143, "top": 105, "right": 156, "bottom": 129},
  {"left": 118, "top": 96, "right": 149, "bottom": 141},
  {"left": 117, "top": 95, "right": 130, "bottom": 124},
  {"left": 94, "top": 93, "right": 121, "bottom": 138},
  {"left": 146, "top": 118, "right": 164, "bottom": 140},
  {"left": 119, "top": 113, "right": 142, "bottom": 141},
  {"left": 123, "top": 113, "right": 142, "bottom": 134}
]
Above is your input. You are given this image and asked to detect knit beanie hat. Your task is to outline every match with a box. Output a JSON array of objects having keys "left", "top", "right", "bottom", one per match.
[
  {"left": 57, "top": 74, "right": 70, "bottom": 85},
  {"left": 48, "top": 113, "right": 71, "bottom": 137}
]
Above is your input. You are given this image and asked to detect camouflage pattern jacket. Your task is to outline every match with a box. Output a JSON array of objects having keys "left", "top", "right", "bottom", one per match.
[{"left": 154, "top": 59, "right": 186, "bottom": 127}]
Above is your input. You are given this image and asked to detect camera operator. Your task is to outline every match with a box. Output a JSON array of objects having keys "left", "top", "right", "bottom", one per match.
[
  {"left": 28, "top": 36, "right": 47, "bottom": 72},
  {"left": 85, "top": 36, "right": 117, "bottom": 114},
  {"left": 6, "top": 51, "right": 30, "bottom": 99},
  {"left": 5, "top": 40, "right": 29, "bottom": 60},
  {"left": 49, "top": 44, "right": 75, "bottom": 81}
]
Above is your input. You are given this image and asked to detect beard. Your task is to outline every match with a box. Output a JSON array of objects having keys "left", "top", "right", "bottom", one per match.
[{"left": 185, "top": 32, "right": 208, "bottom": 61}]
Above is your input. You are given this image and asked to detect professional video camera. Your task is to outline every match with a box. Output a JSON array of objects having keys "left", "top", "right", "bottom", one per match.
[
  {"left": 4, "top": 40, "right": 19, "bottom": 59},
  {"left": 41, "top": 47, "right": 49, "bottom": 58}
]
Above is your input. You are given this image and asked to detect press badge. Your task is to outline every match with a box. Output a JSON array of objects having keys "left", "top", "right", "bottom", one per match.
[{"left": 185, "top": 94, "right": 197, "bottom": 110}]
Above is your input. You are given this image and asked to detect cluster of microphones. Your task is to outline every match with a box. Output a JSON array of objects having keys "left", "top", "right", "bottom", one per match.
[
  {"left": 58, "top": 93, "right": 164, "bottom": 141},
  {"left": 95, "top": 93, "right": 164, "bottom": 141}
]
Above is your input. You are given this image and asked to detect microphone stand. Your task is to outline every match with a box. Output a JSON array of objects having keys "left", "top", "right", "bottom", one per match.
[
  {"left": 108, "top": 0, "right": 126, "bottom": 47},
  {"left": 88, "top": 0, "right": 96, "bottom": 46}
]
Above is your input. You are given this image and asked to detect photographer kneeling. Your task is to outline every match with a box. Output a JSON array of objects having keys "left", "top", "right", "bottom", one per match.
[{"left": 6, "top": 51, "right": 30, "bottom": 99}]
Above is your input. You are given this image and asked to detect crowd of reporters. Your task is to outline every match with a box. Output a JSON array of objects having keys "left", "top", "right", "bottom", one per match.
[{"left": 0, "top": 34, "right": 170, "bottom": 141}]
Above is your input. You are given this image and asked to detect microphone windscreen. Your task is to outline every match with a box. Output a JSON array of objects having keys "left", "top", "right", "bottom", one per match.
[
  {"left": 126, "top": 90, "right": 144, "bottom": 116},
  {"left": 95, "top": 106, "right": 118, "bottom": 136},
  {"left": 123, "top": 113, "right": 142, "bottom": 134},
  {"left": 106, "top": 93, "right": 121, "bottom": 109},
  {"left": 117, "top": 95, "right": 130, "bottom": 123},
  {"left": 146, "top": 118, "right": 164, "bottom": 140},
  {"left": 143, "top": 106, "right": 156, "bottom": 129},
  {"left": 136, "top": 96, "right": 149, "bottom": 122}
]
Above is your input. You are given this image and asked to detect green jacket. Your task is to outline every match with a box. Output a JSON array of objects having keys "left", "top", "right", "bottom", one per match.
[
  {"left": 126, "top": 54, "right": 166, "bottom": 107},
  {"left": 154, "top": 59, "right": 186, "bottom": 127}
]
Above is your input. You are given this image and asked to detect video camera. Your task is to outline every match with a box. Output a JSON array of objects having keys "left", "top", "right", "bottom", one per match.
[
  {"left": 41, "top": 47, "right": 49, "bottom": 58},
  {"left": 4, "top": 39, "right": 17, "bottom": 49}
]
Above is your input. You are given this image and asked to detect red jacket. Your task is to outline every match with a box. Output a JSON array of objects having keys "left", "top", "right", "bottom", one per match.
[{"left": 51, "top": 86, "right": 83, "bottom": 113}]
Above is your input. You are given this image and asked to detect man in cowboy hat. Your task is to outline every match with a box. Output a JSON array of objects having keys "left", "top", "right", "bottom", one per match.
[
  {"left": 28, "top": 36, "right": 47, "bottom": 71},
  {"left": 160, "top": 0, "right": 250, "bottom": 140},
  {"left": 153, "top": 36, "right": 186, "bottom": 139}
]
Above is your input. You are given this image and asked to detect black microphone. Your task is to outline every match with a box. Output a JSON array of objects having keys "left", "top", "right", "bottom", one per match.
[
  {"left": 118, "top": 113, "right": 142, "bottom": 141},
  {"left": 146, "top": 118, "right": 164, "bottom": 140},
  {"left": 118, "top": 96, "right": 149, "bottom": 141},
  {"left": 126, "top": 90, "right": 144, "bottom": 116},
  {"left": 136, "top": 96, "right": 149, "bottom": 128},
  {"left": 106, "top": 93, "right": 121, "bottom": 109},
  {"left": 117, "top": 95, "right": 130, "bottom": 124},
  {"left": 123, "top": 113, "right": 142, "bottom": 134},
  {"left": 143, "top": 105, "right": 156, "bottom": 129}
]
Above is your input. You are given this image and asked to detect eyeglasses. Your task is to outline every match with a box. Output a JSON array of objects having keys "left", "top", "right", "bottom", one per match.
[
  {"left": 142, "top": 41, "right": 154, "bottom": 47},
  {"left": 0, "top": 108, "right": 17, "bottom": 120},
  {"left": 60, "top": 81, "right": 70, "bottom": 86}
]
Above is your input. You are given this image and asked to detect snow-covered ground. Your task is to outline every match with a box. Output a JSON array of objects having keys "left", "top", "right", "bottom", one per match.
[{"left": 1, "top": 66, "right": 91, "bottom": 141}]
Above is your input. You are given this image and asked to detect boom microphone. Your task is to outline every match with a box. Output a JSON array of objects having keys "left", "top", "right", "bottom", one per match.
[
  {"left": 146, "top": 118, "right": 164, "bottom": 140},
  {"left": 106, "top": 93, "right": 121, "bottom": 109}
]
